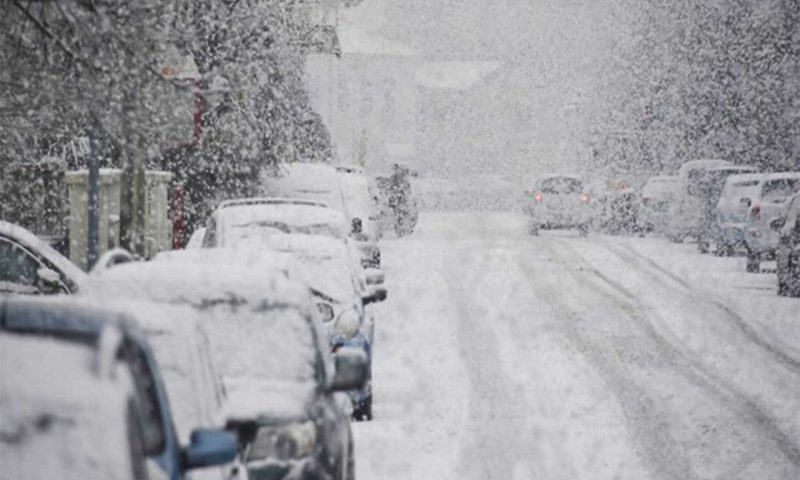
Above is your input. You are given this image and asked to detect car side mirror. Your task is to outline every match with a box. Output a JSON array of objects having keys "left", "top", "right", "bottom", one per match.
[
  {"left": 183, "top": 429, "right": 238, "bottom": 470},
  {"left": 363, "top": 268, "right": 385, "bottom": 286},
  {"left": 362, "top": 287, "right": 387, "bottom": 305},
  {"left": 771, "top": 217, "right": 786, "bottom": 232},
  {"left": 331, "top": 347, "right": 368, "bottom": 392},
  {"left": 37, "top": 267, "right": 61, "bottom": 285},
  {"left": 740, "top": 197, "right": 752, "bottom": 208}
]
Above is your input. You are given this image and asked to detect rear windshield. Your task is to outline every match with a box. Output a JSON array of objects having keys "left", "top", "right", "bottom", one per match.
[
  {"left": 540, "top": 177, "right": 582, "bottom": 194},
  {"left": 762, "top": 178, "right": 799, "bottom": 203}
]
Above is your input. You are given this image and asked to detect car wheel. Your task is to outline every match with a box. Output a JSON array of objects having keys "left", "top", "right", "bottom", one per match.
[
  {"left": 353, "top": 395, "right": 373, "bottom": 422},
  {"left": 746, "top": 250, "right": 761, "bottom": 273}
]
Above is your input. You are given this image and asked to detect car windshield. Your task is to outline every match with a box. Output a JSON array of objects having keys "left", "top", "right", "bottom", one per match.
[
  {"left": 293, "top": 254, "right": 357, "bottom": 303},
  {"left": 540, "top": 177, "right": 582, "bottom": 194}
]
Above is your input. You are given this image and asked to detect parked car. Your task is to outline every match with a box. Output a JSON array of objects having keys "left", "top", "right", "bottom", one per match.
[
  {"left": 773, "top": 192, "right": 800, "bottom": 296},
  {"left": 336, "top": 166, "right": 383, "bottom": 267},
  {"left": 82, "top": 256, "right": 365, "bottom": 479},
  {"left": 666, "top": 159, "right": 732, "bottom": 243},
  {"left": 0, "top": 333, "right": 147, "bottom": 480},
  {"left": 714, "top": 173, "right": 763, "bottom": 255},
  {"left": 202, "top": 197, "right": 380, "bottom": 270},
  {"left": 244, "top": 233, "right": 387, "bottom": 421},
  {"left": 0, "top": 220, "right": 86, "bottom": 294},
  {"left": 743, "top": 173, "right": 800, "bottom": 272},
  {"left": 523, "top": 174, "right": 590, "bottom": 236},
  {"left": 0, "top": 296, "right": 238, "bottom": 480},
  {"left": 637, "top": 175, "right": 677, "bottom": 235},
  {"left": 693, "top": 165, "right": 759, "bottom": 253}
]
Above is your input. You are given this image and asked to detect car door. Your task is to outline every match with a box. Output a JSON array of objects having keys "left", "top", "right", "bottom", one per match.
[{"left": 0, "top": 236, "right": 65, "bottom": 294}]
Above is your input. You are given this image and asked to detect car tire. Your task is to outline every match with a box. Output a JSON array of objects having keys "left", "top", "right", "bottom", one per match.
[
  {"left": 746, "top": 250, "right": 761, "bottom": 273},
  {"left": 353, "top": 395, "right": 373, "bottom": 422}
]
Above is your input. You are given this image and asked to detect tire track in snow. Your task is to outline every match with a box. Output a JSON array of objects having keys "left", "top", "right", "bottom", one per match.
[
  {"left": 514, "top": 240, "right": 701, "bottom": 480},
  {"left": 601, "top": 238, "right": 800, "bottom": 373},
  {"left": 544, "top": 237, "right": 800, "bottom": 474},
  {"left": 439, "top": 239, "right": 533, "bottom": 480}
]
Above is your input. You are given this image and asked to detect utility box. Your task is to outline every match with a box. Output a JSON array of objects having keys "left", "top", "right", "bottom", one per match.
[
  {"left": 65, "top": 169, "right": 122, "bottom": 271},
  {"left": 66, "top": 169, "right": 172, "bottom": 271}
]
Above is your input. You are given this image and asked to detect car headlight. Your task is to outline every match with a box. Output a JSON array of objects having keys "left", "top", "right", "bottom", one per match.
[
  {"left": 334, "top": 309, "right": 361, "bottom": 339},
  {"left": 247, "top": 421, "right": 317, "bottom": 461}
]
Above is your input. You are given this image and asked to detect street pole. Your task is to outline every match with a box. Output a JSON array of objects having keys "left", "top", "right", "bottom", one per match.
[{"left": 87, "top": 117, "right": 101, "bottom": 269}]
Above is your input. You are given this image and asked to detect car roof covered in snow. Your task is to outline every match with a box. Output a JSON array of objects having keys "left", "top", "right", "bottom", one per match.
[
  {"left": 0, "top": 334, "right": 136, "bottom": 480},
  {"left": 216, "top": 201, "right": 346, "bottom": 226},
  {"left": 0, "top": 220, "right": 86, "bottom": 287},
  {"left": 761, "top": 171, "right": 800, "bottom": 182},
  {"left": 82, "top": 257, "right": 313, "bottom": 310},
  {"left": 155, "top": 247, "right": 296, "bottom": 274}
]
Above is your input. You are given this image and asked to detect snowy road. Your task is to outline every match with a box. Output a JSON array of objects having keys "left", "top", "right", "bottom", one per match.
[{"left": 355, "top": 212, "right": 800, "bottom": 480}]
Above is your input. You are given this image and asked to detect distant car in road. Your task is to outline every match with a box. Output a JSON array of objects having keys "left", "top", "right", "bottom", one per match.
[
  {"left": 0, "top": 332, "right": 147, "bottom": 480},
  {"left": 637, "top": 175, "right": 677, "bottom": 235},
  {"left": 743, "top": 173, "right": 800, "bottom": 272},
  {"left": 773, "top": 192, "right": 800, "bottom": 296},
  {"left": 666, "top": 159, "right": 732, "bottom": 243},
  {"left": 82, "top": 255, "right": 365, "bottom": 479},
  {"left": 523, "top": 174, "right": 590, "bottom": 236},
  {"left": 0, "top": 220, "right": 86, "bottom": 294},
  {"left": 0, "top": 296, "right": 238, "bottom": 480}
]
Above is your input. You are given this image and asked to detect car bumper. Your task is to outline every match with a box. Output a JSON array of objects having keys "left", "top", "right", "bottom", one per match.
[
  {"left": 247, "top": 456, "right": 331, "bottom": 480},
  {"left": 745, "top": 228, "right": 779, "bottom": 254}
]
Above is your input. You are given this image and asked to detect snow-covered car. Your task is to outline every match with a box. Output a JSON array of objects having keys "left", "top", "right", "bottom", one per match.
[
  {"left": 523, "top": 174, "right": 590, "bottom": 236},
  {"left": 637, "top": 175, "right": 677, "bottom": 235},
  {"left": 714, "top": 173, "right": 764, "bottom": 255},
  {"left": 186, "top": 227, "right": 206, "bottom": 249},
  {"left": 82, "top": 256, "right": 365, "bottom": 480},
  {"left": 743, "top": 173, "right": 800, "bottom": 272},
  {"left": 0, "top": 220, "right": 86, "bottom": 294},
  {"left": 693, "top": 165, "right": 759, "bottom": 252},
  {"left": 666, "top": 159, "right": 732, "bottom": 243},
  {"left": 247, "top": 233, "right": 386, "bottom": 420},
  {"left": 336, "top": 166, "right": 383, "bottom": 267},
  {"left": 0, "top": 333, "right": 146, "bottom": 480},
  {"left": 774, "top": 192, "right": 800, "bottom": 296},
  {"left": 0, "top": 296, "right": 239, "bottom": 480},
  {"left": 202, "top": 197, "right": 380, "bottom": 271}
]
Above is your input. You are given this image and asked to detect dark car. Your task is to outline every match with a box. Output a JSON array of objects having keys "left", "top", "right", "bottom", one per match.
[
  {"left": 774, "top": 193, "right": 800, "bottom": 297},
  {"left": 0, "top": 296, "right": 238, "bottom": 480},
  {"left": 0, "top": 220, "right": 86, "bottom": 294}
]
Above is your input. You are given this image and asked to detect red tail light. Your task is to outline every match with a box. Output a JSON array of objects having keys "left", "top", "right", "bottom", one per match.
[
  {"left": 751, "top": 205, "right": 761, "bottom": 221},
  {"left": 580, "top": 193, "right": 590, "bottom": 204},
  {"left": 534, "top": 193, "right": 543, "bottom": 203}
]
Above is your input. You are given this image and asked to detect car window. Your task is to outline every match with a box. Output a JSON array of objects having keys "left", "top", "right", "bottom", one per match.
[
  {"left": 0, "top": 237, "right": 43, "bottom": 287},
  {"left": 118, "top": 340, "right": 166, "bottom": 455},
  {"left": 540, "top": 177, "right": 582, "bottom": 194},
  {"left": 762, "top": 179, "right": 799, "bottom": 203}
]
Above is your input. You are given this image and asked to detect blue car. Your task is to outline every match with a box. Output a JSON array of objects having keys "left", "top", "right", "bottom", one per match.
[{"left": 0, "top": 296, "right": 237, "bottom": 480}]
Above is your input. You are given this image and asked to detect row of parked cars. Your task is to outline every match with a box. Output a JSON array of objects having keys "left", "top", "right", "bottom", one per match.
[
  {"left": 637, "top": 160, "right": 800, "bottom": 296},
  {"left": 0, "top": 163, "right": 389, "bottom": 479}
]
